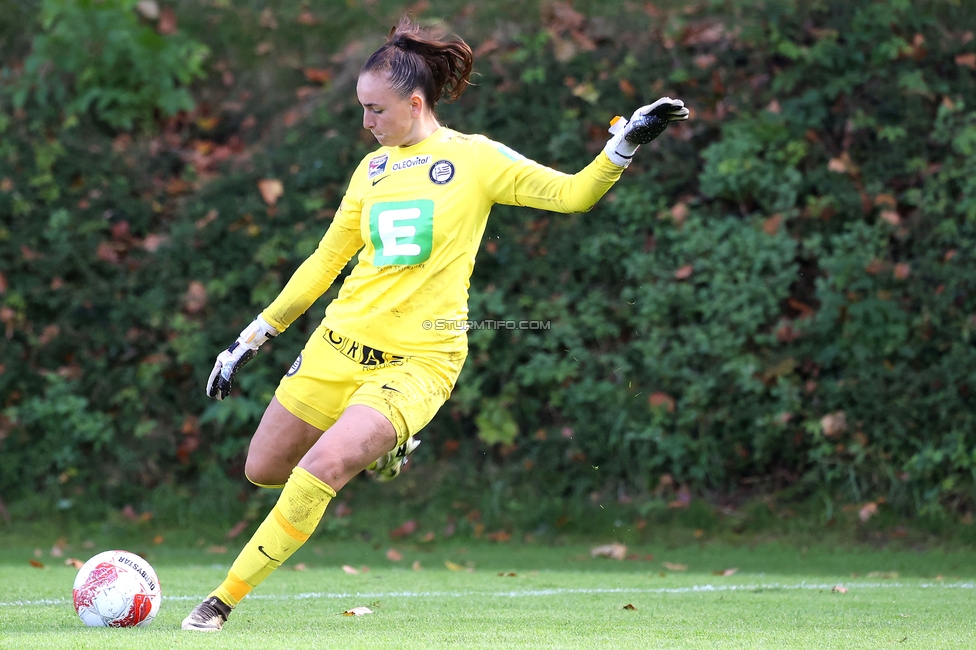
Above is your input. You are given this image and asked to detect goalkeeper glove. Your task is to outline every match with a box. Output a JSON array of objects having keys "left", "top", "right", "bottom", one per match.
[
  {"left": 604, "top": 97, "right": 690, "bottom": 167},
  {"left": 206, "top": 315, "right": 279, "bottom": 400}
]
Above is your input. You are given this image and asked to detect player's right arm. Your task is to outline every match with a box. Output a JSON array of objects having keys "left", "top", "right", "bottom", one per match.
[
  {"left": 259, "top": 198, "right": 364, "bottom": 333},
  {"left": 206, "top": 167, "right": 367, "bottom": 400}
]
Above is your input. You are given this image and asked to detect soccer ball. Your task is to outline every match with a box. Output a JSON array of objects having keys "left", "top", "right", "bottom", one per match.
[{"left": 72, "top": 550, "right": 161, "bottom": 627}]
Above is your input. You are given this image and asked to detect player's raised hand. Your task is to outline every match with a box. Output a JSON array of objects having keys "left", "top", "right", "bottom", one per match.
[
  {"left": 604, "top": 97, "right": 690, "bottom": 166},
  {"left": 206, "top": 315, "right": 278, "bottom": 400}
]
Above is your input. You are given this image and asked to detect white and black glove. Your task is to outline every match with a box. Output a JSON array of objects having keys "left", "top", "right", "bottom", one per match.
[
  {"left": 604, "top": 97, "right": 690, "bottom": 167},
  {"left": 206, "top": 315, "right": 279, "bottom": 400}
]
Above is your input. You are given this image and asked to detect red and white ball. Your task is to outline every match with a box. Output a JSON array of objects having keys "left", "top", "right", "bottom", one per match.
[{"left": 72, "top": 550, "right": 161, "bottom": 627}]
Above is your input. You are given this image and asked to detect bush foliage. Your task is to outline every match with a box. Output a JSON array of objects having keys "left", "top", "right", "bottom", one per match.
[{"left": 1, "top": 0, "right": 975, "bottom": 522}]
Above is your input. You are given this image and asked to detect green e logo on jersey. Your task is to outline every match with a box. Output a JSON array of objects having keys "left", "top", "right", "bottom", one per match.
[{"left": 369, "top": 200, "right": 434, "bottom": 266}]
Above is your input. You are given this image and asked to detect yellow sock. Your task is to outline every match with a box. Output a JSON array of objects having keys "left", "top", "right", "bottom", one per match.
[{"left": 210, "top": 467, "right": 335, "bottom": 606}]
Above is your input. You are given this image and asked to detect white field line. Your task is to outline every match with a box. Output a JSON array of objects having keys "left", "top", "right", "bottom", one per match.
[{"left": 1, "top": 581, "right": 974, "bottom": 608}]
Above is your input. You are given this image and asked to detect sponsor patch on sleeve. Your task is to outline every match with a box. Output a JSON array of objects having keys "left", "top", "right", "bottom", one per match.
[{"left": 495, "top": 143, "right": 526, "bottom": 161}]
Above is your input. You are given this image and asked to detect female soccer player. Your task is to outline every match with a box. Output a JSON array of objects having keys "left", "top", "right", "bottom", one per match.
[{"left": 182, "top": 17, "right": 689, "bottom": 631}]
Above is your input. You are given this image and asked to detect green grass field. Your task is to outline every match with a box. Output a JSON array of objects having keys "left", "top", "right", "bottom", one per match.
[{"left": 1, "top": 540, "right": 974, "bottom": 649}]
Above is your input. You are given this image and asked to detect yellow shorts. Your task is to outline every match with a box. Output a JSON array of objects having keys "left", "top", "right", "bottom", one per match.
[{"left": 275, "top": 324, "right": 465, "bottom": 445}]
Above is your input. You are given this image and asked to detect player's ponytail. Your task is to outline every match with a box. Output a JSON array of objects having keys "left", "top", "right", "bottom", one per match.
[{"left": 361, "top": 16, "right": 474, "bottom": 107}]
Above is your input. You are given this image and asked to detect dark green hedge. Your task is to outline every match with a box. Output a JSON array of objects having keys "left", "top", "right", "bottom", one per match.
[{"left": 2, "top": 0, "right": 976, "bottom": 521}]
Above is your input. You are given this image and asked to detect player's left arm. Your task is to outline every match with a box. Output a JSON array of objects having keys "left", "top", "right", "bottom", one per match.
[{"left": 476, "top": 97, "right": 689, "bottom": 214}]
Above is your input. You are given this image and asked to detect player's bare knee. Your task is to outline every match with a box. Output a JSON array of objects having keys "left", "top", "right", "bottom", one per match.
[{"left": 243, "top": 459, "right": 287, "bottom": 489}]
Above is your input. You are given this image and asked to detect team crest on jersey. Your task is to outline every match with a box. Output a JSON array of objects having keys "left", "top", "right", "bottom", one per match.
[
  {"left": 286, "top": 354, "right": 302, "bottom": 377},
  {"left": 368, "top": 154, "right": 389, "bottom": 179},
  {"left": 429, "top": 160, "right": 455, "bottom": 185}
]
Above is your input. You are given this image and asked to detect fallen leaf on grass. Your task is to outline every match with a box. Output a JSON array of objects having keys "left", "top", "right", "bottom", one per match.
[
  {"left": 832, "top": 585, "right": 848, "bottom": 593},
  {"left": 712, "top": 568, "right": 738, "bottom": 576},
  {"left": 386, "top": 548, "right": 403, "bottom": 562},
  {"left": 622, "top": 603, "right": 638, "bottom": 610},
  {"left": 50, "top": 538, "right": 66, "bottom": 558},
  {"left": 342, "top": 606, "right": 373, "bottom": 616},
  {"left": 447, "top": 560, "right": 475, "bottom": 572},
  {"left": 497, "top": 572, "right": 517, "bottom": 577},
  {"left": 65, "top": 558, "right": 84, "bottom": 569},
  {"left": 663, "top": 562, "right": 688, "bottom": 571},
  {"left": 294, "top": 563, "right": 307, "bottom": 571},
  {"left": 412, "top": 560, "right": 422, "bottom": 571},
  {"left": 590, "top": 543, "right": 627, "bottom": 560},
  {"left": 342, "top": 565, "right": 360, "bottom": 574},
  {"left": 389, "top": 520, "right": 417, "bottom": 539},
  {"left": 29, "top": 560, "right": 45, "bottom": 568},
  {"left": 225, "top": 519, "right": 250, "bottom": 540}
]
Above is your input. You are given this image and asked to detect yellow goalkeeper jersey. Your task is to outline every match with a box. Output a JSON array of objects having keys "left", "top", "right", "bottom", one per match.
[{"left": 261, "top": 127, "right": 624, "bottom": 357}]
